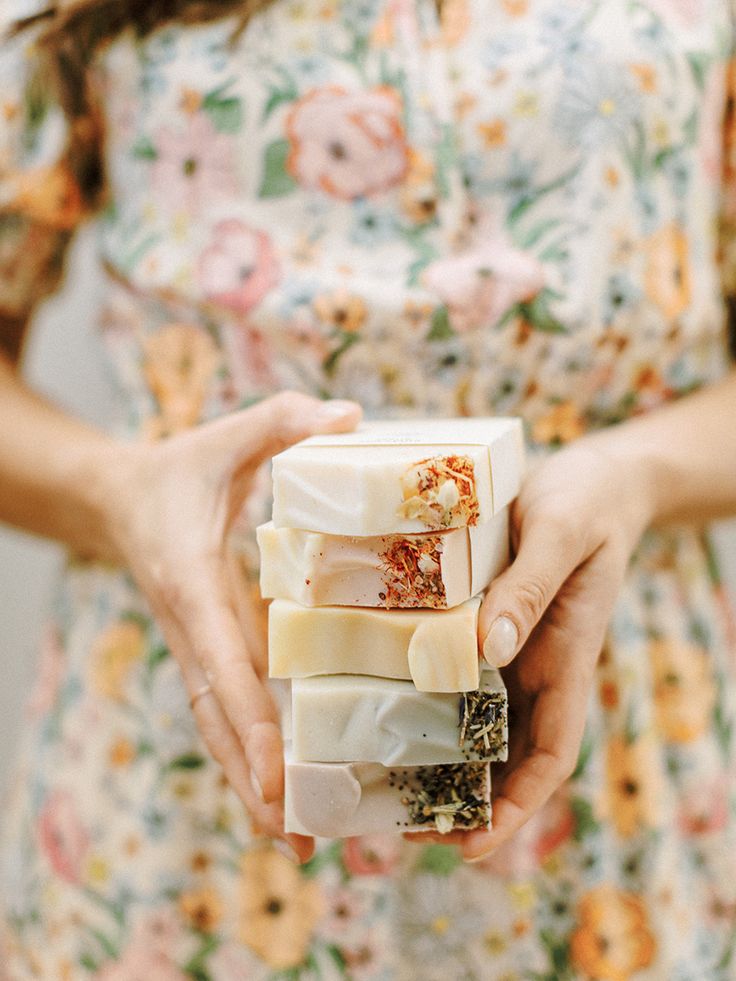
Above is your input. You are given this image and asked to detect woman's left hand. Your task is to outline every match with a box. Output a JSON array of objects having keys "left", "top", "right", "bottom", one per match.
[{"left": 406, "top": 431, "right": 655, "bottom": 862}]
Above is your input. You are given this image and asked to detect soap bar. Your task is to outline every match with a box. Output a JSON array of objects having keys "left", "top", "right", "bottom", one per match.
[
  {"left": 268, "top": 596, "right": 482, "bottom": 692},
  {"left": 284, "top": 746, "right": 491, "bottom": 837},
  {"left": 291, "top": 668, "right": 508, "bottom": 765},
  {"left": 271, "top": 418, "right": 524, "bottom": 536},
  {"left": 257, "top": 508, "right": 509, "bottom": 610}
]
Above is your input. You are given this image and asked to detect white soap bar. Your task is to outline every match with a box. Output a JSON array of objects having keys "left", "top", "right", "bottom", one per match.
[
  {"left": 271, "top": 417, "right": 524, "bottom": 536},
  {"left": 269, "top": 596, "right": 482, "bottom": 692},
  {"left": 258, "top": 508, "right": 509, "bottom": 610},
  {"left": 291, "top": 668, "right": 508, "bottom": 765},
  {"left": 284, "top": 746, "right": 491, "bottom": 837}
]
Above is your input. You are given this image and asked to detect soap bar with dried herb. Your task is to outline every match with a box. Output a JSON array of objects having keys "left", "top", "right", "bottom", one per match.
[
  {"left": 284, "top": 746, "right": 491, "bottom": 837},
  {"left": 291, "top": 668, "right": 507, "bottom": 765},
  {"left": 268, "top": 596, "right": 482, "bottom": 692},
  {"left": 271, "top": 418, "right": 524, "bottom": 536},
  {"left": 258, "top": 508, "right": 508, "bottom": 610}
]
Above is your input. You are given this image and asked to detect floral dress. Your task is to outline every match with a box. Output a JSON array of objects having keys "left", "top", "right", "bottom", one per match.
[{"left": 2, "top": 0, "right": 736, "bottom": 978}]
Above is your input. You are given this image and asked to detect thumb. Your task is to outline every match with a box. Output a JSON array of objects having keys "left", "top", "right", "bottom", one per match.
[
  {"left": 478, "top": 515, "right": 584, "bottom": 667},
  {"left": 193, "top": 390, "right": 362, "bottom": 471}
]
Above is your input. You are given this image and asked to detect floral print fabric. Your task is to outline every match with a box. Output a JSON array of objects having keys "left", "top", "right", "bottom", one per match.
[{"left": 2, "top": 0, "right": 736, "bottom": 978}]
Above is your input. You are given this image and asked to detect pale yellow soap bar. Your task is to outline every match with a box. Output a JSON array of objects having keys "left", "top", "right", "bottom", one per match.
[
  {"left": 271, "top": 418, "right": 524, "bottom": 536},
  {"left": 268, "top": 596, "right": 481, "bottom": 692},
  {"left": 257, "top": 508, "right": 509, "bottom": 609}
]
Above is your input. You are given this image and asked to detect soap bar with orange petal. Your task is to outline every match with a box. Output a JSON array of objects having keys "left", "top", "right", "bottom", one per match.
[
  {"left": 257, "top": 508, "right": 508, "bottom": 609},
  {"left": 271, "top": 418, "right": 524, "bottom": 536},
  {"left": 284, "top": 745, "right": 491, "bottom": 837},
  {"left": 268, "top": 596, "right": 482, "bottom": 692}
]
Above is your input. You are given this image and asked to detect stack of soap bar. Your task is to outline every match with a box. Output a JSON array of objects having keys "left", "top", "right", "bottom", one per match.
[
  {"left": 258, "top": 508, "right": 509, "bottom": 609},
  {"left": 260, "top": 417, "right": 524, "bottom": 837}
]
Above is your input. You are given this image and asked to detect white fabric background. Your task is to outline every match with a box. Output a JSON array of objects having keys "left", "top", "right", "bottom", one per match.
[{"left": 1, "top": 228, "right": 735, "bottom": 789}]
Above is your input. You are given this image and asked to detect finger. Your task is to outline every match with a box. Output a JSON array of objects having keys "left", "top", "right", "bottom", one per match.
[
  {"left": 189, "top": 390, "right": 362, "bottom": 478},
  {"left": 225, "top": 549, "right": 269, "bottom": 680},
  {"left": 171, "top": 572, "right": 287, "bottom": 805},
  {"left": 478, "top": 513, "right": 586, "bottom": 667}
]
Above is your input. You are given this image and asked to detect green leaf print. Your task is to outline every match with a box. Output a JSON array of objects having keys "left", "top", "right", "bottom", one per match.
[
  {"left": 131, "top": 135, "right": 157, "bottom": 160},
  {"left": 262, "top": 68, "right": 299, "bottom": 122},
  {"left": 259, "top": 138, "right": 298, "bottom": 198},
  {"left": 168, "top": 753, "right": 207, "bottom": 770},
  {"left": 427, "top": 305, "right": 455, "bottom": 341},
  {"left": 202, "top": 80, "right": 243, "bottom": 133},
  {"left": 571, "top": 733, "right": 593, "bottom": 780},
  {"left": 300, "top": 839, "right": 343, "bottom": 879},
  {"left": 322, "top": 331, "right": 360, "bottom": 376},
  {"left": 539, "top": 929, "right": 574, "bottom": 980},
  {"left": 417, "top": 843, "right": 463, "bottom": 875},
  {"left": 686, "top": 51, "right": 712, "bottom": 91},
  {"left": 507, "top": 166, "right": 579, "bottom": 226},
  {"left": 146, "top": 643, "right": 170, "bottom": 673},
  {"left": 570, "top": 796, "right": 600, "bottom": 841},
  {"left": 516, "top": 288, "right": 568, "bottom": 335}
]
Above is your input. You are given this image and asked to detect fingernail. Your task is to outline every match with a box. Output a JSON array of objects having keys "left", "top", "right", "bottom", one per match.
[
  {"left": 482, "top": 616, "right": 519, "bottom": 666},
  {"left": 273, "top": 837, "right": 300, "bottom": 864},
  {"left": 250, "top": 769, "right": 265, "bottom": 803},
  {"left": 316, "top": 400, "right": 357, "bottom": 420}
]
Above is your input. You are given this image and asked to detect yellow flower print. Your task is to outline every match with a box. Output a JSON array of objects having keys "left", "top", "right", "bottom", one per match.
[
  {"left": 440, "top": 0, "right": 471, "bottom": 46},
  {"left": 179, "top": 886, "right": 224, "bottom": 933},
  {"left": 629, "top": 63, "right": 657, "bottom": 93},
  {"left": 108, "top": 737, "right": 136, "bottom": 768},
  {"left": 604, "top": 733, "right": 664, "bottom": 838},
  {"left": 89, "top": 620, "right": 146, "bottom": 702},
  {"left": 643, "top": 222, "right": 692, "bottom": 321},
  {"left": 477, "top": 119, "right": 507, "bottom": 148},
  {"left": 238, "top": 845, "right": 324, "bottom": 969},
  {"left": 143, "top": 322, "right": 220, "bottom": 438},
  {"left": 501, "top": 0, "right": 529, "bottom": 15},
  {"left": 531, "top": 401, "right": 586, "bottom": 445},
  {"left": 649, "top": 638, "right": 716, "bottom": 743},
  {"left": 400, "top": 150, "right": 439, "bottom": 224},
  {"left": 570, "top": 885, "right": 656, "bottom": 981},
  {"left": 312, "top": 288, "right": 368, "bottom": 333}
]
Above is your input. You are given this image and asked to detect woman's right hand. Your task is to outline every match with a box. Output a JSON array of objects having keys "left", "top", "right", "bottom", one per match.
[{"left": 100, "top": 392, "right": 362, "bottom": 862}]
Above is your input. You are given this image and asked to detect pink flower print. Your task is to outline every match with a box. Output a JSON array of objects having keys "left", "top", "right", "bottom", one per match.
[
  {"left": 151, "top": 114, "right": 237, "bottom": 213},
  {"left": 286, "top": 86, "right": 409, "bottom": 199},
  {"left": 422, "top": 221, "right": 545, "bottom": 331},
  {"left": 96, "top": 949, "right": 188, "bottom": 981},
  {"left": 678, "top": 778, "right": 729, "bottom": 837},
  {"left": 38, "top": 790, "right": 90, "bottom": 884},
  {"left": 198, "top": 219, "right": 280, "bottom": 315},
  {"left": 646, "top": 0, "right": 707, "bottom": 25},
  {"left": 26, "top": 625, "right": 65, "bottom": 720},
  {"left": 317, "top": 885, "right": 367, "bottom": 942},
  {"left": 342, "top": 835, "right": 401, "bottom": 876},
  {"left": 341, "top": 929, "right": 387, "bottom": 979}
]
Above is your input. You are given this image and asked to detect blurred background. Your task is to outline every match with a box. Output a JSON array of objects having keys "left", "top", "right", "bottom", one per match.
[{"left": 1, "top": 227, "right": 736, "bottom": 791}]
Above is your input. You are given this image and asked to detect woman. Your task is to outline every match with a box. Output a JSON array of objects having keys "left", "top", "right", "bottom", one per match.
[{"left": 1, "top": 0, "right": 735, "bottom": 977}]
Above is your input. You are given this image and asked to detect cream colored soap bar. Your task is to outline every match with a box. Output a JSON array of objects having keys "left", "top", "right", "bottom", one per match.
[
  {"left": 271, "top": 418, "right": 524, "bottom": 536},
  {"left": 257, "top": 508, "right": 509, "bottom": 610},
  {"left": 284, "top": 746, "right": 491, "bottom": 837},
  {"left": 269, "top": 596, "right": 482, "bottom": 692},
  {"left": 291, "top": 668, "right": 508, "bottom": 765}
]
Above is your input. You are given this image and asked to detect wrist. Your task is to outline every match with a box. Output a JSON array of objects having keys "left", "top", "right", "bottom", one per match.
[{"left": 586, "top": 423, "right": 662, "bottom": 538}]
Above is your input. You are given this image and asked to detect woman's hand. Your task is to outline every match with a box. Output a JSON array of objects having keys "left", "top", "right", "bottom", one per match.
[
  {"left": 104, "top": 392, "right": 362, "bottom": 862},
  {"left": 407, "top": 432, "right": 656, "bottom": 862}
]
